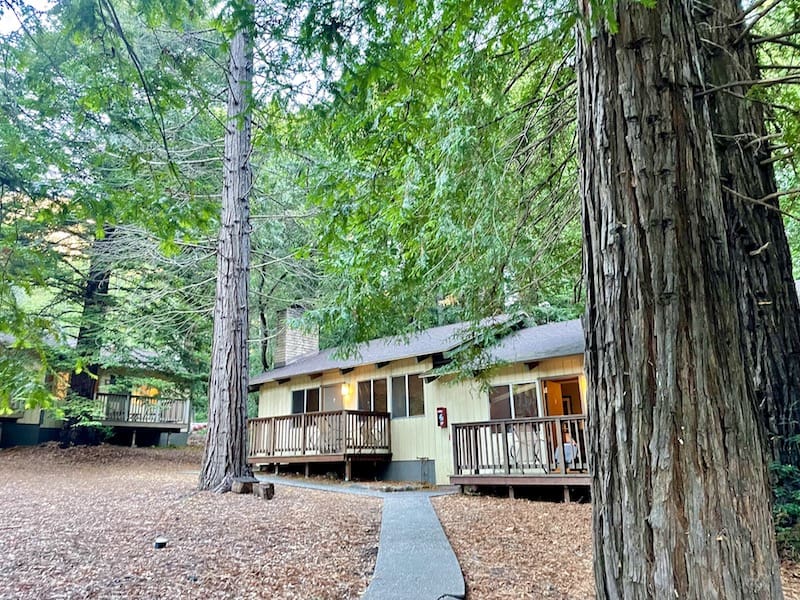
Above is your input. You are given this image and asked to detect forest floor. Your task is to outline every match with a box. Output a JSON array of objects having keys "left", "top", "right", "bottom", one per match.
[
  {"left": 432, "top": 493, "right": 800, "bottom": 599},
  {"left": 2, "top": 444, "right": 799, "bottom": 600},
  {"left": 0, "top": 444, "right": 380, "bottom": 599}
]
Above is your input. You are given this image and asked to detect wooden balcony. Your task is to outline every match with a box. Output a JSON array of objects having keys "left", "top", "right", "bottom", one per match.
[
  {"left": 451, "top": 415, "right": 590, "bottom": 493},
  {"left": 247, "top": 410, "right": 391, "bottom": 478},
  {"left": 95, "top": 392, "right": 190, "bottom": 430}
]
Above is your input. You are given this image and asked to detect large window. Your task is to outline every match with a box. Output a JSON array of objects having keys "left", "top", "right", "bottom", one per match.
[
  {"left": 489, "top": 382, "right": 539, "bottom": 420},
  {"left": 391, "top": 374, "right": 424, "bottom": 418},
  {"left": 357, "top": 378, "right": 388, "bottom": 412},
  {"left": 291, "top": 387, "right": 320, "bottom": 413}
]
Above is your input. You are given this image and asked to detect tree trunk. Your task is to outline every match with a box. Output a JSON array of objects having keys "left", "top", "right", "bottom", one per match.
[
  {"left": 198, "top": 10, "right": 254, "bottom": 491},
  {"left": 699, "top": 1, "right": 800, "bottom": 471},
  {"left": 577, "top": 2, "right": 783, "bottom": 598},
  {"left": 62, "top": 227, "right": 114, "bottom": 446},
  {"left": 68, "top": 226, "right": 115, "bottom": 400}
]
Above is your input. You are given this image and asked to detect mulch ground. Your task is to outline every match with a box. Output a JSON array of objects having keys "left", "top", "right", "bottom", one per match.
[
  {"left": 0, "top": 444, "right": 381, "bottom": 600},
  {"left": 433, "top": 493, "right": 800, "bottom": 600},
  {"left": 3, "top": 443, "right": 799, "bottom": 599}
]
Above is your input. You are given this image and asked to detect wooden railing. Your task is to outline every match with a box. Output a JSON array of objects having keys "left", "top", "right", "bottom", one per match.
[
  {"left": 95, "top": 392, "right": 190, "bottom": 425},
  {"left": 247, "top": 410, "right": 391, "bottom": 460},
  {"left": 452, "top": 415, "right": 589, "bottom": 477}
]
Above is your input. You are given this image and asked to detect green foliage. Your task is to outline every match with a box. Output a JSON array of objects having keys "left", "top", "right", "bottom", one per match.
[
  {"left": 0, "top": 349, "right": 53, "bottom": 415},
  {"left": 275, "top": 0, "right": 583, "bottom": 347},
  {"left": 772, "top": 460, "right": 800, "bottom": 558}
]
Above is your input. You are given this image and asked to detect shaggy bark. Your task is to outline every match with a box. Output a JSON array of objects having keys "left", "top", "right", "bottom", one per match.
[
  {"left": 198, "top": 13, "right": 254, "bottom": 490},
  {"left": 578, "top": 2, "right": 783, "bottom": 598},
  {"left": 699, "top": 1, "right": 800, "bottom": 470}
]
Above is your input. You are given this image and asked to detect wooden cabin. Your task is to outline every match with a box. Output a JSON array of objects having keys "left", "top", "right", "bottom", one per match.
[
  {"left": 0, "top": 338, "right": 191, "bottom": 448},
  {"left": 250, "top": 311, "right": 588, "bottom": 497}
]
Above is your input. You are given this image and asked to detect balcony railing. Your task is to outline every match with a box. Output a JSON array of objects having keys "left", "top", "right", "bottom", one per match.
[
  {"left": 451, "top": 414, "right": 589, "bottom": 478},
  {"left": 247, "top": 410, "right": 391, "bottom": 461},
  {"left": 95, "top": 392, "right": 190, "bottom": 426}
]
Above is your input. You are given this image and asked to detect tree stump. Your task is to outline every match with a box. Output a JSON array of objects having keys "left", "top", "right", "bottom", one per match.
[
  {"left": 254, "top": 482, "right": 275, "bottom": 500},
  {"left": 231, "top": 476, "right": 259, "bottom": 494}
]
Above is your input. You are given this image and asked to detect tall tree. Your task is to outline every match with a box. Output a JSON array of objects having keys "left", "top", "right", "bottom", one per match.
[
  {"left": 700, "top": 0, "right": 800, "bottom": 476},
  {"left": 579, "top": 1, "right": 783, "bottom": 597},
  {"left": 199, "top": 0, "right": 254, "bottom": 491}
]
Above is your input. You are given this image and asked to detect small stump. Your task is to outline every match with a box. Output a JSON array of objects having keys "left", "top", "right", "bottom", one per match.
[
  {"left": 254, "top": 482, "right": 275, "bottom": 500},
  {"left": 231, "top": 476, "right": 260, "bottom": 494}
]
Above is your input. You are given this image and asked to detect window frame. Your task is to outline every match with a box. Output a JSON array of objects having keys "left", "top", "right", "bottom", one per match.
[
  {"left": 390, "top": 373, "right": 425, "bottom": 419},
  {"left": 488, "top": 381, "right": 541, "bottom": 420},
  {"left": 357, "top": 378, "right": 388, "bottom": 413},
  {"left": 291, "top": 387, "right": 321, "bottom": 414}
]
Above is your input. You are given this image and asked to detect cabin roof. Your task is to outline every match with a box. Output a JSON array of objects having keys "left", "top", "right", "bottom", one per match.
[{"left": 250, "top": 317, "right": 584, "bottom": 387}]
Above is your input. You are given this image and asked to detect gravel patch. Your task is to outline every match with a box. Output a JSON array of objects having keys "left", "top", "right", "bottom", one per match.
[
  {"left": 433, "top": 493, "right": 800, "bottom": 600},
  {"left": 0, "top": 444, "right": 381, "bottom": 599}
]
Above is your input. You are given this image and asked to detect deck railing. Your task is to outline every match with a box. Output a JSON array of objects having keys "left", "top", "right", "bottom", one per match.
[
  {"left": 95, "top": 392, "right": 190, "bottom": 425},
  {"left": 452, "top": 414, "right": 589, "bottom": 477},
  {"left": 247, "top": 410, "right": 391, "bottom": 460}
]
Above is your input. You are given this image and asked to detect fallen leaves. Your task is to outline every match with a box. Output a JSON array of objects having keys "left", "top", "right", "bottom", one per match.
[
  {"left": 433, "top": 494, "right": 800, "bottom": 600},
  {"left": 0, "top": 444, "right": 381, "bottom": 599}
]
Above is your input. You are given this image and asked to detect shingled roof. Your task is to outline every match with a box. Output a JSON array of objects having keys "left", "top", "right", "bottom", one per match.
[{"left": 249, "top": 317, "right": 584, "bottom": 388}]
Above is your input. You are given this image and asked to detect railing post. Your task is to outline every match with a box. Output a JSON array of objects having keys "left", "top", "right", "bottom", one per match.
[
  {"left": 471, "top": 426, "right": 479, "bottom": 474},
  {"left": 555, "top": 417, "right": 565, "bottom": 474},
  {"left": 501, "top": 422, "right": 511, "bottom": 475},
  {"left": 452, "top": 424, "right": 460, "bottom": 475},
  {"left": 301, "top": 413, "right": 307, "bottom": 456},
  {"left": 269, "top": 417, "right": 276, "bottom": 457}
]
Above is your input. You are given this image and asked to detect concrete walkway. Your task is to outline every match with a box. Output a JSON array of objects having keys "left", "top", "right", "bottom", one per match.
[{"left": 257, "top": 477, "right": 466, "bottom": 600}]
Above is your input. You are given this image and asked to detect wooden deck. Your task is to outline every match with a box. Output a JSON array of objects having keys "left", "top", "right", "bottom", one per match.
[
  {"left": 95, "top": 392, "right": 190, "bottom": 431},
  {"left": 450, "top": 415, "right": 590, "bottom": 498},
  {"left": 247, "top": 410, "right": 391, "bottom": 479}
]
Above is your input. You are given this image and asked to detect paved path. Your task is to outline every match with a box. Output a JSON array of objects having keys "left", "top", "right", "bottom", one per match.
[{"left": 257, "top": 477, "right": 466, "bottom": 600}]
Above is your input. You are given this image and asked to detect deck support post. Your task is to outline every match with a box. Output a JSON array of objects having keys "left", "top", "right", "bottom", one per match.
[
  {"left": 563, "top": 486, "right": 570, "bottom": 503},
  {"left": 345, "top": 459, "right": 352, "bottom": 481},
  {"left": 305, "top": 463, "right": 310, "bottom": 478},
  {"left": 274, "top": 463, "right": 279, "bottom": 475},
  {"left": 508, "top": 485, "right": 515, "bottom": 500},
  {"left": 131, "top": 429, "right": 137, "bottom": 448}
]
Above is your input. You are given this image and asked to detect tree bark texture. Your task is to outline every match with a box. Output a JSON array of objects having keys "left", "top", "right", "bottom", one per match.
[
  {"left": 578, "top": 2, "right": 783, "bottom": 598},
  {"left": 199, "top": 17, "right": 254, "bottom": 491},
  {"left": 68, "top": 227, "right": 115, "bottom": 401},
  {"left": 699, "top": 1, "right": 800, "bottom": 470}
]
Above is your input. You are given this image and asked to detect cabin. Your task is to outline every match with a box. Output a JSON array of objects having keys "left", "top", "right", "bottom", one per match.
[
  {"left": 249, "top": 309, "right": 588, "bottom": 497},
  {"left": 0, "top": 338, "right": 192, "bottom": 448}
]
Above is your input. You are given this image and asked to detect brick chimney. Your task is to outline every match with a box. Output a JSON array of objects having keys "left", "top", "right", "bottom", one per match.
[{"left": 274, "top": 306, "right": 318, "bottom": 367}]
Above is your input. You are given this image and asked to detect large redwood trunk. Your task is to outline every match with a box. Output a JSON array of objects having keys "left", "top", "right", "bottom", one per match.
[
  {"left": 578, "top": 1, "right": 783, "bottom": 598},
  {"left": 700, "top": 1, "right": 800, "bottom": 470},
  {"left": 198, "top": 11, "right": 254, "bottom": 491}
]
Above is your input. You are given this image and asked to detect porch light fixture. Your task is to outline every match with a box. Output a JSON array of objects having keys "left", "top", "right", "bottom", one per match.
[{"left": 341, "top": 383, "right": 350, "bottom": 396}]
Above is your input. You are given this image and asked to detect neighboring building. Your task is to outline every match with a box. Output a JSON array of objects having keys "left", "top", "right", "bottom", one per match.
[
  {"left": 249, "top": 312, "right": 588, "bottom": 494},
  {"left": 0, "top": 338, "right": 192, "bottom": 448}
]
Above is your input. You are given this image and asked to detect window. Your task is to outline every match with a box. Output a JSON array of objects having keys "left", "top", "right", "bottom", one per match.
[
  {"left": 391, "top": 374, "right": 425, "bottom": 418},
  {"left": 357, "top": 378, "right": 388, "bottom": 412},
  {"left": 291, "top": 387, "right": 320, "bottom": 413},
  {"left": 489, "top": 383, "right": 539, "bottom": 420},
  {"left": 322, "top": 384, "right": 344, "bottom": 411}
]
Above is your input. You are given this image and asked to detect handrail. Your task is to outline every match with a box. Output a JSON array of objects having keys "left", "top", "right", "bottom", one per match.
[
  {"left": 451, "top": 414, "right": 589, "bottom": 477},
  {"left": 248, "top": 410, "right": 391, "bottom": 459},
  {"left": 95, "top": 392, "right": 189, "bottom": 424}
]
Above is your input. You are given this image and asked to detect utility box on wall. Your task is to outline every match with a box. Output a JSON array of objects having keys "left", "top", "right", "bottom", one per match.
[{"left": 436, "top": 406, "right": 447, "bottom": 428}]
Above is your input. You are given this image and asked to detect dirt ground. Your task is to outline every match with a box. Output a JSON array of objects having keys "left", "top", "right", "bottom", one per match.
[
  {"left": 433, "top": 493, "right": 800, "bottom": 599},
  {"left": 0, "top": 444, "right": 381, "bottom": 600}
]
